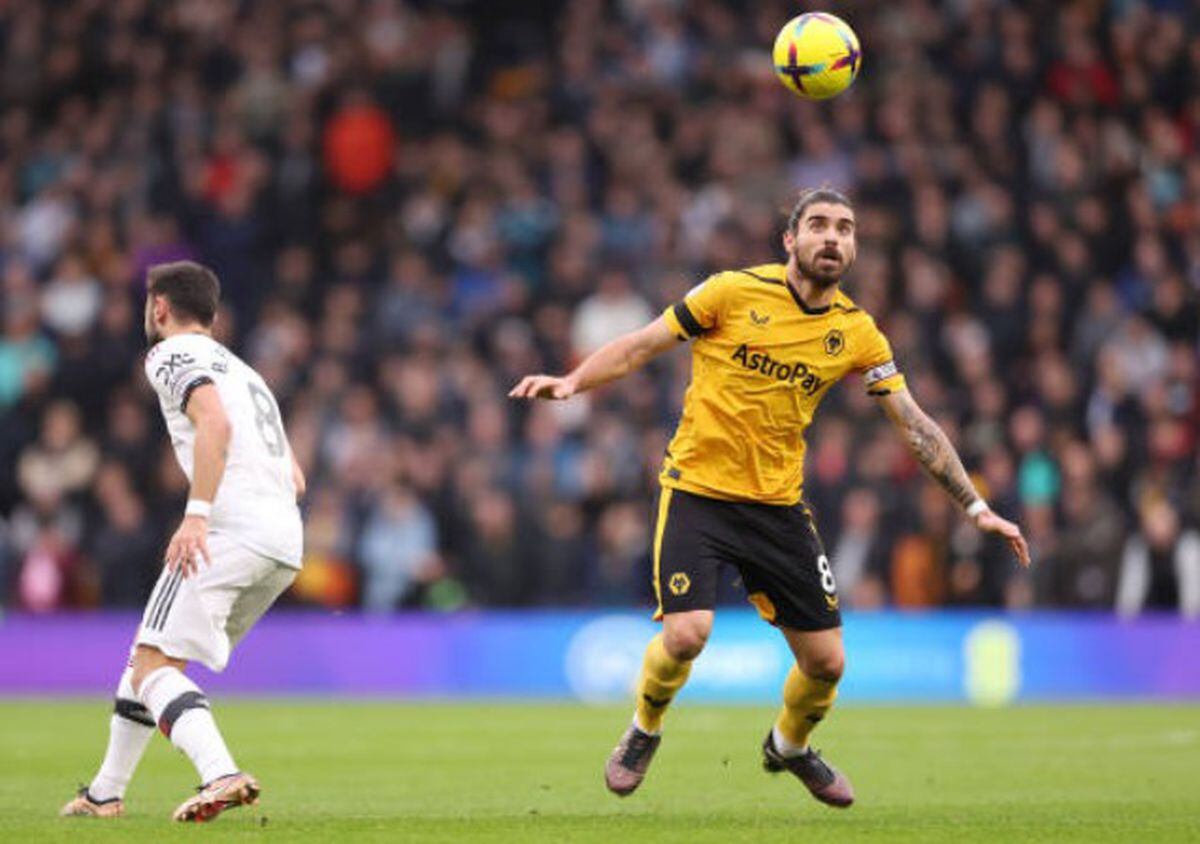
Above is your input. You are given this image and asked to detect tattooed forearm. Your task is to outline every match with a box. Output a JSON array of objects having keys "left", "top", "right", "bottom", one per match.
[{"left": 892, "top": 396, "right": 979, "bottom": 511}]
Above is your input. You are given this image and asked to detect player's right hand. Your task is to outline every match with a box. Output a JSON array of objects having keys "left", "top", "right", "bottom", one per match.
[
  {"left": 165, "top": 515, "right": 212, "bottom": 578},
  {"left": 508, "top": 374, "right": 577, "bottom": 401}
]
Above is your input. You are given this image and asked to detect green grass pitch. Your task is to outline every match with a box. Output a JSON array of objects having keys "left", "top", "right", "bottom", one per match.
[{"left": 2, "top": 700, "right": 1198, "bottom": 842}]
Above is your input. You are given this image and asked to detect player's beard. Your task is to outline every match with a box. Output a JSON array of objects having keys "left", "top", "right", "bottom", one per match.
[
  {"left": 144, "top": 307, "right": 161, "bottom": 345},
  {"left": 793, "top": 245, "right": 845, "bottom": 288}
]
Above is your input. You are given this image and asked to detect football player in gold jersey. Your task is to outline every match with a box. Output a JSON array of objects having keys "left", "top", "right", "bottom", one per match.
[{"left": 510, "top": 188, "right": 1030, "bottom": 808}]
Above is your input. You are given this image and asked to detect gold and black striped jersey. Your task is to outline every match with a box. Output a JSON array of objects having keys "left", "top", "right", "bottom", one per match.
[{"left": 660, "top": 262, "right": 906, "bottom": 505}]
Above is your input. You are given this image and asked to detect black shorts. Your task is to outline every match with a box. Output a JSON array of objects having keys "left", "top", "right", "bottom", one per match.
[{"left": 652, "top": 487, "right": 841, "bottom": 631}]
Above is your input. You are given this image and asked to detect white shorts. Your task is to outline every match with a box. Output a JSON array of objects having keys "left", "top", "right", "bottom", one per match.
[{"left": 136, "top": 532, "right": 296, "bottom": 672}]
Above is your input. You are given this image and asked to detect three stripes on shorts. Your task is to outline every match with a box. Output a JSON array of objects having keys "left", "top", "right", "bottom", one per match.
[{"left": 145, "top": 568, "right": 184, "bottom": 632}]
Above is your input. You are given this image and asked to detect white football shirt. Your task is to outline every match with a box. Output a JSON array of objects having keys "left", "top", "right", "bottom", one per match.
[{"left": 144, "top": 333, "right": 303, "bottom": 568}]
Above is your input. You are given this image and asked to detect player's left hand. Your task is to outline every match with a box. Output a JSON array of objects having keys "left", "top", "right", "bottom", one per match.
[
  {"left": 973, "top": 509, "right": 1031, "bottom": 568},
  {"left": 165, "top": 515, "right": 212, "bottom": 578}
]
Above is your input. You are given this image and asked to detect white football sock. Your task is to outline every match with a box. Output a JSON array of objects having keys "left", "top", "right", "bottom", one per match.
[
  {"left": 772, "top": 724, "right": 808, "bottom": 758},
  {"left": 632, "top": 711, "right": 661, "bottom": 736},
  {"left": 138, "top": 666, "right": 238, "bottom": 785},
  {"left": 89, "top": 667, "right": 154, "bottom": 801}
]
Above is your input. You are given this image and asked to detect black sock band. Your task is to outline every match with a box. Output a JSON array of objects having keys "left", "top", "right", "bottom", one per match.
[
  {"left": 158, "top": 691, "right": 209, "bottom": 737},
  {"left": 114, "top": 697, "right": 155, "bottom": 728},
  {"left": 84, "top": 788, "right": 122, "bottom": 805}
]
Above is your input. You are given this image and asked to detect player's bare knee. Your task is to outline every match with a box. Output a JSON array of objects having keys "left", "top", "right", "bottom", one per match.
[
  {"left": 130, "top": 645, "right": 180, "bottom": 695},
  {"left": 130, "top": 649, "right": 158, "bottom": 694},
  {"left": 663, "top": 619, "right": 710, "bottom": 661},
  {"left": 665, "top": 632, "right": 706, "bottom": 661},
  {"left": 804, "top": 650, "right": 845, "bottom": 683}
]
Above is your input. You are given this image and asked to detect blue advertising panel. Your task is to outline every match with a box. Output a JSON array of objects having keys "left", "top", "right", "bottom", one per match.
[{"left": 1, "top": 610, "right": 1197, "bottom": 702}]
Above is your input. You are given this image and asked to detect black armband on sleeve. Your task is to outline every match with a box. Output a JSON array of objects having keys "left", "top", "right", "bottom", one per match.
[
  {"left": 180, "top": 376, "right": 215, "bottom": 413},
  {"left": 673, "top": 302, "right": 705, "bottom": 337}
]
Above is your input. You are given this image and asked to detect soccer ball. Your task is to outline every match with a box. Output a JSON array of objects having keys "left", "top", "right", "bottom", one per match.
[{"left": 772, "top": 12, "right": 862, "bottom": 101}]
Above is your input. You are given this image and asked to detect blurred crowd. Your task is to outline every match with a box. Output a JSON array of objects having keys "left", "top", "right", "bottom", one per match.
[{"left": 1, "top": 0, "right": 1197, "bottom": 617}]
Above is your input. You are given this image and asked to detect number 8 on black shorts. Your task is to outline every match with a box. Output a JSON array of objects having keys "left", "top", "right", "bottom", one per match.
[{"left": 651, "top": 487, "right": 841, "bottom": 631}]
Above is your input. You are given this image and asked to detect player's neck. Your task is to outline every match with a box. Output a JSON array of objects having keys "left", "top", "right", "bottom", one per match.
[
  {"left": 159, "top": 322, "right": 212, "bottom": 341},
  {"left": 785, "top": 266, "right": 839, "bottom": 311}
]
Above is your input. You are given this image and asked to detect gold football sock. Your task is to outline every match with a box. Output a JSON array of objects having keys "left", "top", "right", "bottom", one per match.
[
  {"left": 634, "top": 633, "right": 693, "bottom": 734},
  {"left": 774, "top": 664, "right": 838, "bottom": 752}
]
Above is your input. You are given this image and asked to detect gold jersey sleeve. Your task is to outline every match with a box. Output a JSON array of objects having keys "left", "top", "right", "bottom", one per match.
[
  {"left": 662, "top": 272, "right": 737, "bottom": 338},
  {"left": 660, "top": 263, "right": 905, "bottom": 505},
  {"left": 854, "top": 315, "right": 907, "bottom": 396}
]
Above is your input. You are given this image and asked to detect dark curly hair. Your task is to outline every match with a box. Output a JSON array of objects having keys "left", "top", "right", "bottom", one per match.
[
  {"left": 147, "top": 261, "right": 221, "bottom": 327},
  {"left": 787, "top": 187, "right": 853, "bottom": 233}
]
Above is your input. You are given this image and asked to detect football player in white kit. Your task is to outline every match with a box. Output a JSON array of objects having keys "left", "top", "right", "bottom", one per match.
[{"left": 61, "top": 261, "right": 305, "bottom": 823}]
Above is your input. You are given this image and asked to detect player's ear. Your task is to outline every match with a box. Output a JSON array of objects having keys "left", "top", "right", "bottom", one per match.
[{"left": 782, "top": 228, "right": 795, "bottom": 251}]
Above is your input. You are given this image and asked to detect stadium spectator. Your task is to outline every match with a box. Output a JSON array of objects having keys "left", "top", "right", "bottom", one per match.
[
  {"left": 1116, "top": 498, "right": 1200, "bottom": 619},
  {"left": 570, "top": 268, "right": 655, "bottom": 359},
  {"left": 89, "top": 461, "right": 159, "bottom": 607},
  {"left": 40, "top": 254, "right": 102, "bottom": 338},
  {"left": 357, "top": 484, "right": 441, "bottom": 612},
  {"left": 828, "top": 487, "right": 888, "bottom": 609},
  {"left": 0, "top": 290, "right": 56, "bottom": 412},
  {"left": 17, "top": 400, "right": 98, "bottom": 506},
  {"left": 1036, "top": 441, "right": 1126, "bottom": 609}
]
